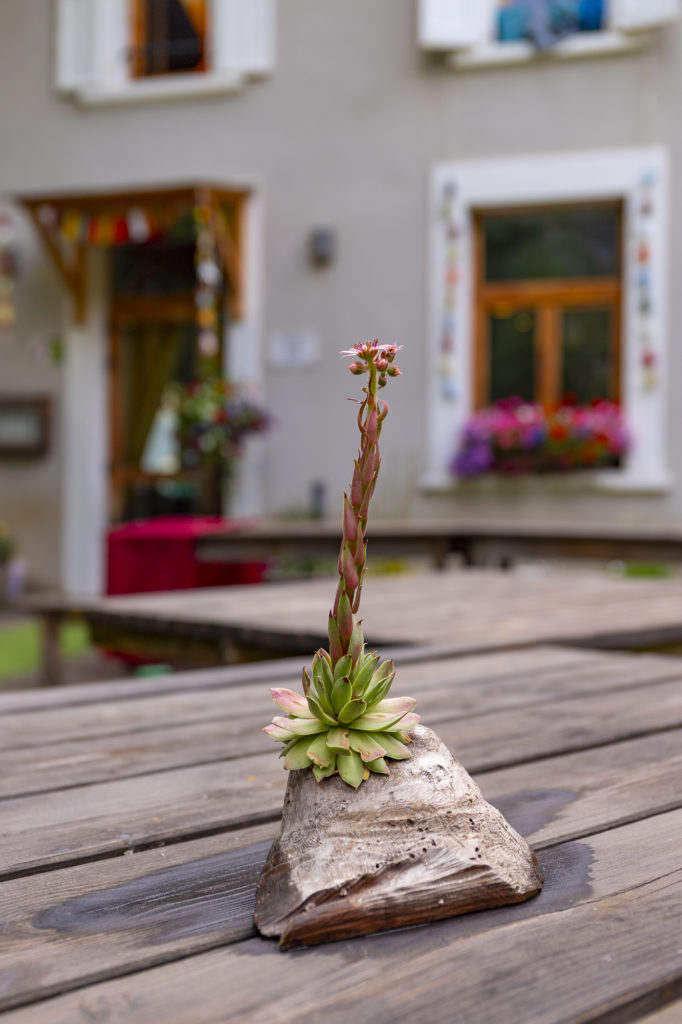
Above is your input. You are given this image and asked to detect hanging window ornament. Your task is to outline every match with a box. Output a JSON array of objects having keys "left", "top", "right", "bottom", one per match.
[
  {"left": 637, "top": 238, "right": 650, "bottom": 263},
  {"left": 197, "top": 258, "right": 221, "bottom": 287},
  {"left": 37, "top": 204, "right": 59, "bottom": 231},
  {"left": 127, "top": 206, "right": 150, "bottom": 243},
  {"left": 197, "top": 305, "right": 217, "bottom": 329},
  {"left": 639, "top": 294, "right": 652, "bottom": 316},
  {"left": 194, "top": 202, "right": 212, "bottom": 228},
  {"left": 638, "top": 267, "right": 651, "bottom": 290},
  {"left": 113, "top": 217, "right": 129, "bottom": 244},
  {"left": 641, "top": 350, "right": 658, "bottom": 395},
  {"left": 438, "top": 178, "right": 461, "bottom": 403},
  {"left": 92, "top": 214, "right": 115, "bottom": 246},
  {"left": 61, "top": 210, "right": 82, "bottom": 243},
  {"left": 195, "top": 285, "right": 215, "bottom": 308},
  {"left": 198, "top": 330, "right": 219, "bottom": 357}
]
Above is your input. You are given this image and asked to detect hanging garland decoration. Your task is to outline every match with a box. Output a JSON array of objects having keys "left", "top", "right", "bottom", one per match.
[
  {"left": 439, "top": 179, "right": 460, "bottom": 401},
  {"left": 636, "top": 170, "right": 658, "bottom": 393},
  {"left": 35, "top": 198, "right": 227, "bottom": 366},
  {"left": 0, "top": 208, "right": 17, "bottom": 343},
  {"left": 193, "top": 200, "right": 222, "bottom": 362},
  {"left": 33, "top": 201, "right": 192, "bottom": 249}
]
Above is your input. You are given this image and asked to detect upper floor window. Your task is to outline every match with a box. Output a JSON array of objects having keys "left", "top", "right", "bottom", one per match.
[
  {"left": 496, "top": 0, "right": 605, "bottom": 48},
  {"left": 55, "top": 0, "right": 275, "bottom": 104},
  {"left": 132, "top": 0, "right": 209, "bottom": 78},
  {"left": 418, "top": 0, "right": 680, "bottom": 67}
]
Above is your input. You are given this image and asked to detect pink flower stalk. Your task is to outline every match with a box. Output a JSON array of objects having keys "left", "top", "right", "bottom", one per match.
[{"left": 328, "top": 340, "right": 402, "bottom": 666}]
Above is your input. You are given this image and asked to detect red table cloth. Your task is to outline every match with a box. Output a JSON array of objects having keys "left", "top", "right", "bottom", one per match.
[{"left": 106, "top": 515, "right": 266, "bottom": 596}]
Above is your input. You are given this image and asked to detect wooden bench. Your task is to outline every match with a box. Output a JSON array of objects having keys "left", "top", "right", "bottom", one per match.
[{"left": 196, "top": 517, "right": 682, "bottom": 569}]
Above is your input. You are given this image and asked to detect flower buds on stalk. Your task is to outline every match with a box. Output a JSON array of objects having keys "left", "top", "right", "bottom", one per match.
[{"left": 263, "top": 341, "right": 420, "bottom": 789}]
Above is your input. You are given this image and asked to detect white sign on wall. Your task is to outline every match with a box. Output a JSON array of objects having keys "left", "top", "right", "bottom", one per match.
[{"left": 268, "top": 329, "right": 320, "bottom": 370}]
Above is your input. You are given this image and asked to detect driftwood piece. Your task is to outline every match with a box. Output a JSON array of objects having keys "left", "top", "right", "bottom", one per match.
[{"left": 254, "top": 726, "right": 542, "bottom": 947}]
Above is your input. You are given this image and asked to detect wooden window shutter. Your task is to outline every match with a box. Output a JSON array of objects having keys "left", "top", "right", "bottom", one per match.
[
  {"left": 212, "top": 0, "right": 276, "bottom": 75},
  {"left": 418, "top": 0, "right": 495, "bottom": 50},
  {"left": 611, "top": 0, "right": 680, "bottom": 32},
  {"left": 55, "top": 0, "right": 95, "bottom": 90}
]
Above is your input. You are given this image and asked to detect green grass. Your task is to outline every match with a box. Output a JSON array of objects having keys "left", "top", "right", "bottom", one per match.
[
  {"left": 623, "top": 561, "right": 672, "bottom": 579},
  {"left": 0, "top": 619, "right": 91, "bottom": 681}
]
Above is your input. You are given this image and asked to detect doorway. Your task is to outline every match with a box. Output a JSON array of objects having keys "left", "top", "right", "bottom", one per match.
[{"left": 108, "top": 238, "right": 225, "bottom": 523}]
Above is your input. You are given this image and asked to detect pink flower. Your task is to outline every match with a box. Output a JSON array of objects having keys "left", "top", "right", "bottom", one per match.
[{"left": 339, "top": 342, "right": 403, "bottom": 358}]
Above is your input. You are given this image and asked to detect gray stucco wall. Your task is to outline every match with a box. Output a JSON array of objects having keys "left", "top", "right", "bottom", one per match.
[{"left": 1, "top": 0, "right": 681, "bottom": 588}]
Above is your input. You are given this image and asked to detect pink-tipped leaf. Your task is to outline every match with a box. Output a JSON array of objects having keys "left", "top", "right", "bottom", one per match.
[{"left": 269, "top": 688, "right": 317, "bottom": 718}]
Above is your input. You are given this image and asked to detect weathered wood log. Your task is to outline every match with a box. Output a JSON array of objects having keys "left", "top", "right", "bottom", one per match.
[{"left": 254, "top": 725, "right": 542, "bottom": 948}]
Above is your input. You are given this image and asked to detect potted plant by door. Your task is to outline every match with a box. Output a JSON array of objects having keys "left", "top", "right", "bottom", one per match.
[{"left": 170, "top": 378, "right": 269, "bottom": 512}]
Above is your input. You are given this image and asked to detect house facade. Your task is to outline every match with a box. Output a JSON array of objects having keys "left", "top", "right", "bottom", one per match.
[{"left": 0, "top": 0, "right": 681, "bottom": 594}]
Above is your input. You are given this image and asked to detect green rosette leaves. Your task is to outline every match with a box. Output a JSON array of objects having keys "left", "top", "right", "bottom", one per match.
[{"left": 263, "top": 625, "right": 419, "bottom": 788}]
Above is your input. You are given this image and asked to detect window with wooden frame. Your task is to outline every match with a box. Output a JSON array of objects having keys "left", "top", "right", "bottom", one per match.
[
  {"left": 130, "top": 0, "right": 209, "bottom": 77},
  {"left": 473, "top": 202, "right": 623, "bottom": 410}
]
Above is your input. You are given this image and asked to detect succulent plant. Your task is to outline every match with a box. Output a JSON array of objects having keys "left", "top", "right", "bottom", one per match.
[{"left": 263, "top": 340, "right": 420, "bottom": 789}]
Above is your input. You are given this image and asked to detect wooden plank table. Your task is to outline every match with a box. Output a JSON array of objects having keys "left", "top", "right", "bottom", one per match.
[
  {"left": 1, "top": 643, "right": 682, "bottom": 1022},
  {"left": 26, "top": 567, "right": 682, "bottom": 684}
]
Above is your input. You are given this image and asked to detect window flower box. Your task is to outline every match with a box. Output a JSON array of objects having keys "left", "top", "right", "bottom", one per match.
[{"left": 451, "top": 399, "right": 630, "bottom": 479}]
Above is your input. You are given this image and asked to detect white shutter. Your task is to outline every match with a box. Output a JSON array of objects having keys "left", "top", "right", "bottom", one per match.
[
  {"left": 418, "top": 0, "right": 496, "bottom": 50},
  {"left": 54, "top": 0, "right": 95, "bottom": 90},
  {"left": 212, "top": 0, "right": 276, "bottom": 75},
  {"left": 91, "top": 0, "right": 128, "bottom": 89},
  {"left": 611, "top": 0, "right": 680, "bottom": 32}
]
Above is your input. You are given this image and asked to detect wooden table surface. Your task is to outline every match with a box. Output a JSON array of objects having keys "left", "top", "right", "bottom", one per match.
[
  {"left": 27, "top": 569, "right": 682, "bottom": 685},
  {"left": 1, "top": 642, "right": 681, "bottom": 1022}
]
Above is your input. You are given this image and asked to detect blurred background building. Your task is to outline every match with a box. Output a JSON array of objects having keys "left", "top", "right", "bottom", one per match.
[{"left": 0, "top": 0, "right": 680, "bottom": 595}]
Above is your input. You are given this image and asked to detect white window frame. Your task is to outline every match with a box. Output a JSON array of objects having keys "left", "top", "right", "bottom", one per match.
[
  {"left": 418, "top": 0, "right": 679, "bottom": 69},
  {"left": 55, "top": 0, "right": 276, "bottom": 106},
  {"left": 424, "top": 148, "right": 670, "bottom": 494}
]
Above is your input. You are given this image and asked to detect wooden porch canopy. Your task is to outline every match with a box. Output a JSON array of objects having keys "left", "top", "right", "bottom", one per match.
[{"left": 20, "top": 183, "right": 248, "bottom": 323}]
